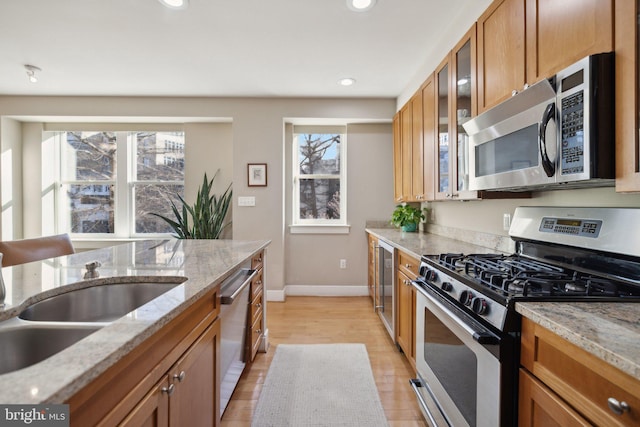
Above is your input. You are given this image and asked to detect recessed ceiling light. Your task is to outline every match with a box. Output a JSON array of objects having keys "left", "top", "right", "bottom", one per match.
[
  {"left": 347, "top": 0, "right": 377, "bottom": 12},
  {"left": 158, "top": 0, "right": 188, "bottom": 10},
  {"left": 339, "top": 78, "right": 356, "bottom": 86}
]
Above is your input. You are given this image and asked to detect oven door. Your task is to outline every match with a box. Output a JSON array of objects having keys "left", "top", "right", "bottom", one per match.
[{"left": 411, "top": 283, "right": 502, "bottom": 427}]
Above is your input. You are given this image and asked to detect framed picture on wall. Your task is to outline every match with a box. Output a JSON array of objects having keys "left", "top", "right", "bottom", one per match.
[{"left": 248, "top": 163, "right": 267, "bottom": 187}]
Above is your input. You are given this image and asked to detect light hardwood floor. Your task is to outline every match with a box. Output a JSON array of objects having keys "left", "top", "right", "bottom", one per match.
[{"left": 221, "top": 296, "right": 427, "bottom": 426}]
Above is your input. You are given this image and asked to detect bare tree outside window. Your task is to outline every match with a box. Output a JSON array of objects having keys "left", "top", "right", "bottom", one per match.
[{"left": 297, "top": 133, "right": 341, "bottom": 220}]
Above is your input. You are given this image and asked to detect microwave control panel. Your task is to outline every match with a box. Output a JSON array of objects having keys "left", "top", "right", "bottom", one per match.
[{"left": 560, "top": 91, "right": 585, "bottom": 175}]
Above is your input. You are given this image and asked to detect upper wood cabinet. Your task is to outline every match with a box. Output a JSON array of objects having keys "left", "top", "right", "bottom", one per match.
[
  {"left": 436, "top": 26, "right": 481, "bottom": 200},
  {"left": 615, "top": 0, "right": 640, "bottom": 192},
  {"left": 477, "top": 0, "right": 526, "bottom": 113},
  {"left": 478, "top": 0, "right": 613, "bottom": 113},
  {"left": 525, "top": 0, "right": 613, "bottom": 83},
  {"left": 392, "top": 113, "right": 403, "bottom": 201},
  {"left": 411, "top": 92, "right": 425, "bottom": 200},
  {"left": 421, "top": 74, "right": 436, "bottom": 202}
]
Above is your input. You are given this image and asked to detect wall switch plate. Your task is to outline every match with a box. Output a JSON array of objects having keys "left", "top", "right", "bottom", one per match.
[
  {"left": 340, "top": 259, "right": 347, "bottom": 269},
  {"left": 238, "top": 196, "right": 256, "bottom": 207}
]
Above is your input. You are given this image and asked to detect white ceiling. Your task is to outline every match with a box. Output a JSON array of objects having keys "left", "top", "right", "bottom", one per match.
[{"left": 0, "top": 0, "right": 474, "bottom": 99}]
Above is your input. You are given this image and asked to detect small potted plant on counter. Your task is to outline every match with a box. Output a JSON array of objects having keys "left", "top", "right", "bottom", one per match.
[{"left": 390, "top": 203, "right": 426, "bottom": 232}]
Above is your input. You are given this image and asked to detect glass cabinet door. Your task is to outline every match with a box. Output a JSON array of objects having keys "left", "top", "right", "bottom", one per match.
[
  {"left": 455, "top": 40, "right": 472, "bottom": 193},
  {"left": 436, "top": 61, "right": 450, "bottom": 199}
]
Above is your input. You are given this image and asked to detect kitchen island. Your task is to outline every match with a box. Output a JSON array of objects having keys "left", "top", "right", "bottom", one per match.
[{"left": 0, "top": 238, "right": 269, "bottom": 412}]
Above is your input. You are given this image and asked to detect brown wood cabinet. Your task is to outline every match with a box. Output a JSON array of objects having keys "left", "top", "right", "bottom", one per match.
[
  {"left": 615, "top": 0, "right": 640, "bottom": 192},
  {"left": 520, "top": 317, "right": 640, "bottom": 426},
  {"left": 478, "top": 0, "right": 614, "bottom": 113},
  {"left": 367, "top": 233, "right": 378, "bottom": 299},
  {"left": 422, "top": 73, "right": 436, "bottom": 201},
  {"left": 67, "top": 286, "right": 221, "bottom": 426},
  {"left": 247, "top": 250, "right": 266, "bottom": 362},
  {"left": 392, "top": 113, "right": 403, "bottom": 201},
  {"left": 393, "top": 93, "right": 426, "bottom": 202},
  {"left": 525, "top": 0, "right": 613, "bottom": 83},
  {"left": 477, "top": 0, "right": 526, "bottom": 113},
  {"left": 395, "top": 249, "right": 418, "bottom": 369}
]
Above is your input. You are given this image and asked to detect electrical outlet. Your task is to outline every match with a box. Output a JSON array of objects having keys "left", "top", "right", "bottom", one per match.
[
  {"left": 340, "top": 259, "right": 347, "bottom": 269},
  {"left": 503, "top": 213, "right": 511, "bottom": 231}
]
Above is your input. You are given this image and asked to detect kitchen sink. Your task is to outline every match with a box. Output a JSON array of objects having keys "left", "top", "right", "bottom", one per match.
[
  {"left": 19, "top": 280, "right": 184, "bottom": 323},
  {"left": 0, "top": 319, "right": 101, "bottom": 374}
]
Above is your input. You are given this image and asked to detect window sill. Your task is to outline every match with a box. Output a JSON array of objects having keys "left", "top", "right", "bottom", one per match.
[{"left": 288, "top": 224, "right": 350, "bottom": 235}]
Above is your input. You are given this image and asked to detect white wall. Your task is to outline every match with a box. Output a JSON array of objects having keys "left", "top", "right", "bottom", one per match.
[
  {"left": 0, "top": 118, "right": 23, "bottom": 240},
  {"left": 0, "top": 95, "right": 396, "bottom": 298}
]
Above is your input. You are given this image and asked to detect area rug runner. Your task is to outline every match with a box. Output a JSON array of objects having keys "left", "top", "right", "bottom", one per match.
[{"left": 251, "top": 343, "right": 389, "bottom": 427}]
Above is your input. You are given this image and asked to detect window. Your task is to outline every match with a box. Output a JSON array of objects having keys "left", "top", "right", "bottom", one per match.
[
  {"left": 52, "top": 130, "right": 184, "bottom": 238},
  {"left": 292, "top": 126, "right": 347, "bottom": 231}
]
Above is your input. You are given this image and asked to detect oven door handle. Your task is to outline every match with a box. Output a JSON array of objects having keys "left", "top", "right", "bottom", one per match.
[{"left": 412, "top": 281, "right": 501, "bottom": 346}]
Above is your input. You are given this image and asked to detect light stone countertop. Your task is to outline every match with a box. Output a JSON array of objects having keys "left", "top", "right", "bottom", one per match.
[
  {"left": 0, "top": 238, "right": 270, "bottom": 404},
  {"left": 366, "top": 228, "right": 640, "bottom": 382}
]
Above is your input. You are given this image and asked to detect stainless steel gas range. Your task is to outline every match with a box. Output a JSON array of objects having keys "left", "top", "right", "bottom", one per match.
[{"left": 410, "top": 206, "right": 640, "bottom": 427}]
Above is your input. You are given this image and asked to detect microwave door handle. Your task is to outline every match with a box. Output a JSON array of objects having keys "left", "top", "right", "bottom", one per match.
[{"left": 539, "top": 102, "right": 556, "bottom": 177}]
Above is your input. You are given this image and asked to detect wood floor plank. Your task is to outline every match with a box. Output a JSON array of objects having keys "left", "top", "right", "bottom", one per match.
[{"left": 220, "top": 296, "right": 427, "bottom": 426}]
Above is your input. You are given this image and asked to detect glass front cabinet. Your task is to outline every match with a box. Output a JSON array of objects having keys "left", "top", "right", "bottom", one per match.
[{"left": 435, "top": 25, "right": 479, "bottom": 200}]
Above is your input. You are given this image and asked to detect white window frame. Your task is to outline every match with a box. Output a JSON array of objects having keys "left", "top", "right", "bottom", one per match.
[
  {"left": 48, "top": 127, "right": 184, "bottom": 240},
  {"left": 290, "top": 125, "right": 349, "bottom": 234}
]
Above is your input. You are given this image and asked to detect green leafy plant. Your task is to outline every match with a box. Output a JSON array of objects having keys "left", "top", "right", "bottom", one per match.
[
  {"left": 390, "top": 204, "right": 426, "bottom": 231},
  {"left": 151, "top": 172, "right": 232, "bottom": 239}
]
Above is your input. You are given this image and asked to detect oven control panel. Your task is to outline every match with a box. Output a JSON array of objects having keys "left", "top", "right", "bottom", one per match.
[
  {"left": 416, "top": 262, "right": 508, "bottom": 331},
  {"left": 539, "top": 216, "right": 602, "bottom": 238}
]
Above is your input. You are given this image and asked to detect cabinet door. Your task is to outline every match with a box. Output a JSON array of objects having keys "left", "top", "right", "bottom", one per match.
[
  {"left": 395, "top": 269, "right": 414, "bottom": 364},
  {"left": 477, "top": 0, "right": 526, "bottom": 112},
  {"left": 615, "top": 0, "right": 640, "bottom": 192},
  {"left": 119, "top": 377, "right": 170, "bottom": 427},
  {"left": 435, "top": 58, "right": 451, "bottom": 200},
  {"left": 519, "top": 369, "right": 590, "bottom": 427},
  {"left": 392, "top": 113, "right": 403, "bottom": 201},
  {"left": 400, "top": 102, "right": 413, "bottom": 201},
  {"left": 421, "top": 74, "right": 436, "bottom": 201},
  {"left": 367, "top": 234, "right": 378, "bottom": 299},
  {"left": 451, "top": 25, "right": 479, "bottom": 200},
  {"left": 526, "top": 0, "right": 613, "bottom": 84},
  {"left": 411, "top": 93, "right": 425, "bottom": 200},
  {"left": 169, "top": 319, "right": 220, "bottom": 427}
]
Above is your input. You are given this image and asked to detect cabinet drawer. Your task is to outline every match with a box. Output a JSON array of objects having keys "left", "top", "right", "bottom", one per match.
[
  {"left": 398, "top": 250, "right": 419, "bottom": 277},
  {"left": 521, "top": 318, "right": 640, "bottom": 426},
  {"left": 249, "top": 314, "right": 263, "bottom": 362},
  {"left": 251, "top": 250, "right": 264, "bottom": 270},
  {"left": 251, "top": 269, "right": 263, "bottom": 301},
  {"left": 250, "top": 289, "right": 263, "bottom": 325}
]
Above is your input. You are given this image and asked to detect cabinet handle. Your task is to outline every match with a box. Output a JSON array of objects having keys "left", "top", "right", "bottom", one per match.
[
  {"left": 162, "top": 384, "right": 175, "bottom": 396},
  {"left": 405, "top": 263, "right": 411, "bottom": 268},
  {"left": 173, "top": 371, "right": 186, "bottom": 382},
  {"left": 256, "top": 303, "right": 262, "bottom": 308},
  {"left": 512, "top": 89, "right": 518, "bottom": 96},
  {"left": 256, "top": 329, "right": 262, "bottom": 334},
  {"left": 608, "top": 397, "right": 630, "bottom": 416},
  {"left": 256, "top": 280, "right": 262, "bottom": 286}
]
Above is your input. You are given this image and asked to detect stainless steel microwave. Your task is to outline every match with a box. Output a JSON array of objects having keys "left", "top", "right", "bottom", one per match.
[{"left": 463, "top": 53, "right": 615, "bottom": 192}]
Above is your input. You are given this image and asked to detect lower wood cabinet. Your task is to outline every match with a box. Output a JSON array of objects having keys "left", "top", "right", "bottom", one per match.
[
  {"left": 121, "top": 319, "right": 220, "bottom": 427},
  {"left": 396, "top": 249, "right": 418, "bottom": 369},
  {"left": 520, "top": 317, "right": 640, "bottom": 427},
  {"left": 67, "top": 286, "right": 221, "bottom": 427}
]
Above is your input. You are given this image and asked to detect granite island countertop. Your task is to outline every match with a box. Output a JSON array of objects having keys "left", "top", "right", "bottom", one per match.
[
  {"left": 0, "top": 238, "right": 270, "bottom": 404},
  {"left": 366, "top": 228, "right": 640, "bottom": 383}
]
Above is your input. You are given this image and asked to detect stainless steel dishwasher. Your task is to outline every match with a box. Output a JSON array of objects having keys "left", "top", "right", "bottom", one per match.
[{"left": 219, "top": 262, "right": 257, "bottom": 415}]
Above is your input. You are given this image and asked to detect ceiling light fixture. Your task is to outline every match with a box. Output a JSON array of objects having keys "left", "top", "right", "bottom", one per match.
[
  {"left": 339, "top": 78, "right": 356, "bottom": 86},
  {"left": 24, "top": 64, "right": 41, "bottom": 83},
  {"left": 347, "top": 0, "right": 377, "bottom": 12},
  {"left": 158, "top": 0, "right": 189, "bottom": 10}
]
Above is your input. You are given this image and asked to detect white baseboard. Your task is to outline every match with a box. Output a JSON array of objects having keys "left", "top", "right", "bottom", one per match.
[{"left": 266, "top": 285, "right": 368, "bottom": 301}]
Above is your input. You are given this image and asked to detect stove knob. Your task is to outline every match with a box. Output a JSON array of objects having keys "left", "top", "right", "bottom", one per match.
[
  {"left": 459, "top": 290, "right": 474, "bottom": 306},
  {"left": 424, "top": 269, "right": 438, "bottom": 282},
  {"left": 441, "top": 282, "right": 453, "bottom": 292},
  {"left": 471, "top": 297, "right": 489, "bottom": 315}
]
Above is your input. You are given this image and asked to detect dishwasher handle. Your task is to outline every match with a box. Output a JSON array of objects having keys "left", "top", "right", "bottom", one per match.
[{"left": 220, "top": 268, "right": 258, "bottom": 304}]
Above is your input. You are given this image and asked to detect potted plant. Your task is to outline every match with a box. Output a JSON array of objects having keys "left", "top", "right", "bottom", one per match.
[
  {"left": 390, "top": 203, "right": 426, "bottom": 232},
  {"left": 151, "top": 171, "right": 232, "bottom": 239}
]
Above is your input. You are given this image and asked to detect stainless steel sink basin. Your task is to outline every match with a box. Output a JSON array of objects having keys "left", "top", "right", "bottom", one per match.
[
  {"left": 0, "top": 320, "right": 101, "bottom": 374},
  {"left": 19, "top": 281, "right": 183, "bottom": 323}
]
